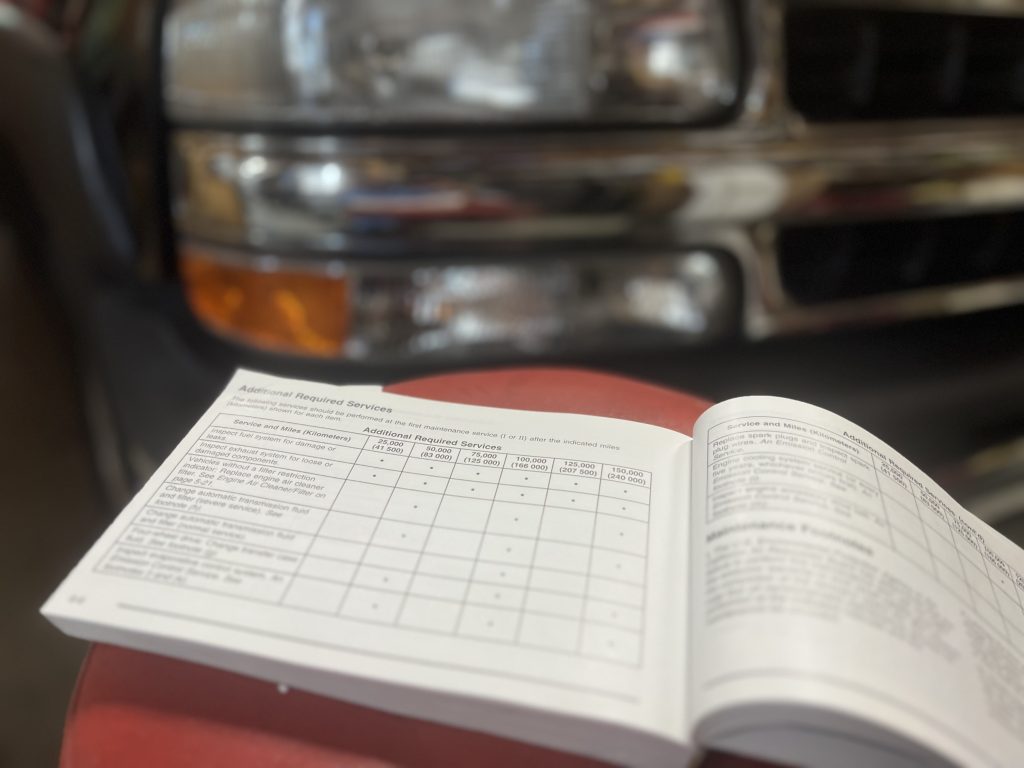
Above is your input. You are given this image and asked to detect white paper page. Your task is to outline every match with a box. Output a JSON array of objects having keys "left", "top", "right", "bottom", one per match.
[
  {"left": 44, "top": 370, "right": 692, "bottom": 765},
  {"left": 690, "top": 396, "right": 1024, "bottom": 768}
]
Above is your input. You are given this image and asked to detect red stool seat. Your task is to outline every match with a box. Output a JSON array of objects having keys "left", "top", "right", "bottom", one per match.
[{"left": 59, "top": 368, "right": 765, "bottom": 767}]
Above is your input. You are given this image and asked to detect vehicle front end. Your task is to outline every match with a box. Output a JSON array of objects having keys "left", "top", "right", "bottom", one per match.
[{"left": 4, "top": 0, "right": 1024, "bottom": 522}]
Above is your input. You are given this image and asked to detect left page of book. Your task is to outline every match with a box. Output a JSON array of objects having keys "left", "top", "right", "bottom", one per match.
[{"left": 43, "top": 370, "right": 693, "bottom": 766}]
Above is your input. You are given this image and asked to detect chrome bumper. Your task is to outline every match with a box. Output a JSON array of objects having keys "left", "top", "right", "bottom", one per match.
[{"left": 173, "top": 120, "right": 1024, "bottom": 340}]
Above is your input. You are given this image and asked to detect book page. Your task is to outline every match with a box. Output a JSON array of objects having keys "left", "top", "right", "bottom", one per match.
[
  {"left": 44, "top": 370, "right": 692, "bottom": 765},
  {"left": 690, "top": 396, "right": 1024, "bottom": 768}
]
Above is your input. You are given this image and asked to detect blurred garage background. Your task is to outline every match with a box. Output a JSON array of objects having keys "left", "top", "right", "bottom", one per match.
[{"left": 5, "top": 0, "right": 1024, "bottom": 763}]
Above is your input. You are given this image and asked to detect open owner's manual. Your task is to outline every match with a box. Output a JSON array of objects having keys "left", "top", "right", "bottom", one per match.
[{"left": 44, "top": 370, "right": 1024, "bottom": 767}]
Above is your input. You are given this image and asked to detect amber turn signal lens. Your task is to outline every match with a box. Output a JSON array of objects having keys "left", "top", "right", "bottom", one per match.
[
  {"left": 180, "top": 245, "right": 349, "bottom": 357},
  {"left": 180, "top": 241, "right": 737, "bottom": 361}
]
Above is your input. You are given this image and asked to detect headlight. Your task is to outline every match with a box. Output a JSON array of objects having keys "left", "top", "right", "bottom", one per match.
[
  {"left": 179, "top": 242, "right": 740, "bottom": 360},
  {"left": 164, "top": 0, "right": 740, "bottom": 125}
]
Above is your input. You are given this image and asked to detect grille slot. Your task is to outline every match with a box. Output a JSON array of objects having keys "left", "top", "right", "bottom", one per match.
[
  {"left": 786, "top": 8, "right": 1024, "bottom": 121},
  {"left": 778, "top": 212, "right": 1024, "bottom": 305}
]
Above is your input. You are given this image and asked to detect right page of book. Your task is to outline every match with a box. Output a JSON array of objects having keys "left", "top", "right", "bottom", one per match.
[{"left": 689, "top": 396, "right": 1024, "bottom": 768}]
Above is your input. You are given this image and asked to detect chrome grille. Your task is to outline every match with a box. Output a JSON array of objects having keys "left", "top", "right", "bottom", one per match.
[
  {"left": 785, "top": 7, "right": 1024, "bottom": 121},
  {"left": 778, "top": 211, "right": 1024, "bottom": 305}
]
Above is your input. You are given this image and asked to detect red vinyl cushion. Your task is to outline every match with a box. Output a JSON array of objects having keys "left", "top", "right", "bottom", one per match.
[{"left": 58, "top": 368, "right": 765, "bottom": 768}]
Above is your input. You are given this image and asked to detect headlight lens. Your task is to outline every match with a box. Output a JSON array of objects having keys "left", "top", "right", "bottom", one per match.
[
  {"left": 180, "top": 242, "right": 739, "bottom": 359},
  {"left": 164, "top": 0, "right": 739, "bottom": 124}
]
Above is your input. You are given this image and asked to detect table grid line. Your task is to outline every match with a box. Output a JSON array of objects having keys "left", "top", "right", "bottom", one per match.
[
  {"left": 219, "top": 412, "right": 656, "bottom": 476},
  {"left": 908, "top": 485, "right": 939, "bottom": 580},
  {"left": 277, "top": 440, "right": 361, "bottom": 606},
  {"left": 870, "top": 455, "right": 896, "bottom": 549},
  {"left": 105, "top": 412, "right": 653, "bottom": 665},
  {"left": 105, "top": 536, "right": 647, "bottom": 606},
  {"left": 576, "top": 476, "right": 605, "bottom": 654},
  {"left": 392, "top": 448, "right": 460, "bottom": 627},
  {"left": 177, "top": 457, "right": 649, "bottom": 500},
  {"left": 974, "top": 538, "right": 1013, "bottom": 638},
  {"left": 938, "top": 498, "right": 980, "bottom": 614},
  {"left": 334, "top": 450, "right": 412, "bottom": 618},
  {"left": 200, "top": 434, "right": 364, "bottom": 463},
  {"left": 707, "top": 414, "right": 1024, "bottom": 652},
  {"left": 514, "top": 458, "right": 555, "bottom": 643},
  {"left": 452, "top": 462, "right": 502, "bottom": 638}
]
